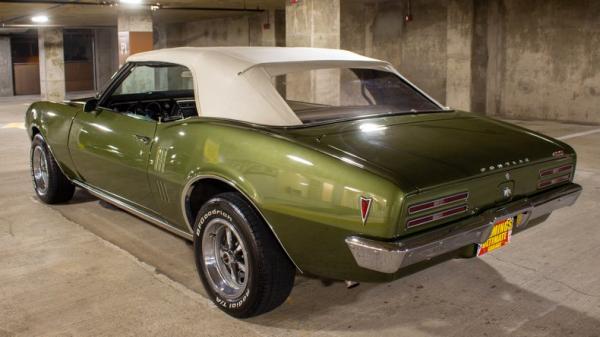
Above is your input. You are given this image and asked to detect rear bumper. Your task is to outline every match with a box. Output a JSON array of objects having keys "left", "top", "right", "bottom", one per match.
[{"left": 345, "top": 183, "right": 582, "bottom": 274}]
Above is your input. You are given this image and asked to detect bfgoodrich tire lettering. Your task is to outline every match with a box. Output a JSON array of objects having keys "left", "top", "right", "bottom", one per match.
[
  {"left": 30, "top": 134, "right": 75, "bottom": 204},
  {"left": 193, "top": 192, "right": 295, "bottom": 318}
]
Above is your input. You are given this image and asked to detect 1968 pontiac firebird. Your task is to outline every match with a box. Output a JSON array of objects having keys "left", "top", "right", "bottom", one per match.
[{"left": 26, "top": 47, "right": 581, "bottom": 318}]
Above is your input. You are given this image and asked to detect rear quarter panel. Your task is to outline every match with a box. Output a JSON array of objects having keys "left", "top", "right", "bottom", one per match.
[{"left": 149, "top": 118, "right": 405, "bottom": 281}]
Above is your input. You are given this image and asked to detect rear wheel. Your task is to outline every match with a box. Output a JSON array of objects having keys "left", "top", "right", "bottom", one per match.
[
  {"left": 30, "top": 134, "right": 75, "bottom": 204},
  {"left": 193, "top": 192, "right": 295, "bottom": 318}
]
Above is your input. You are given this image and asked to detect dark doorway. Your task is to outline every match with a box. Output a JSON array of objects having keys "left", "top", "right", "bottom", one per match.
[
  {"left": 64, "top": 29, "right": 95, "bottom": 92},
  {"left": 11, "top": 32, "right": 40, "bottom": 95}
]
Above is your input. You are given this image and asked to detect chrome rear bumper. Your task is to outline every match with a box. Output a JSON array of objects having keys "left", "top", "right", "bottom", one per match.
[{"left": 345, "top": 183, "right": 582, "bottom": 274}]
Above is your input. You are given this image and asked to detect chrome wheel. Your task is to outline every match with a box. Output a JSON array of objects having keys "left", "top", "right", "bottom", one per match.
[
  {"left": 32, "top": 145, "right": 49, "bottom": 195},
  {"left": 201, "top": 218, "right": 249, "bottom": 299}
]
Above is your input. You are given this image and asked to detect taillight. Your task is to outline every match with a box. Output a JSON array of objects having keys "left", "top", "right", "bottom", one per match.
[
  {"left": 408, "top": 191, "right": 468, "bottom": 215},
  {"left": 538, "top": 163, "right": 573, "bottom": 189},
  {"left": 406, "top": 192, "right": 469, "bottom": 228},
  {"left": 539, "top": 164, "right": 573, "bottom": 177}
]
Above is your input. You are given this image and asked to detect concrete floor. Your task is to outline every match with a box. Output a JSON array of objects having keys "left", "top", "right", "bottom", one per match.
[{"left": 1, "top": 95, "right": 599, "bottom": 337}]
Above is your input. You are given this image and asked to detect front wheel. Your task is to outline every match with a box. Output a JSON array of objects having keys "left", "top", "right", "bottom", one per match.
[
  {"left": 30, "top": 134, "right": 75, "bottom": 204},
  {"left": 193, "top": 192, "right": 295, "bottom": 318}
]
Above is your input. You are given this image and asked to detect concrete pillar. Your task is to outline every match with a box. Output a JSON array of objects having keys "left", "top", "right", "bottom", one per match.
[
  {"left": 153, "top": 24, "right": 168, "bottom": 49},
  {"left": 117, "top": 9, "right": 153, "bottom": 66},
  {"left": 286, "top": 0, "right": 340, "bottom": 48},
  {"left": 262, "top": 10, "right": 276, "bottom": 46},
  {"left": 285, "top": 0, "right": 341, "bottom": 105},
  {"left": 94, "top": 28, "right": 119, "bottom": 91},
  {"left": 485, "top": 0, "right": 504, "bottom": 116},
  {"left": 445, "top": 0, "right": 474, "bottom": 111},
  {"left": 249, "top": 10, "right": 278, "bottom": 46},
  {"left": 274, "top": 9, "right": 286, "bottom": 47},
  {"left": 38, "top": 28, "right": 65, "bottom": 102},
  {"left": 0, "top": 36, "right": 14, "bottom": 97},
  {"left": 470, "top": 0, "right": 490, "bottom": 113}
]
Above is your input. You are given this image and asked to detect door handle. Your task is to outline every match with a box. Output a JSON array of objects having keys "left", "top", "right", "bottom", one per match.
[{"left": 135, "top": 135, "right": 151, "bottom": 144}]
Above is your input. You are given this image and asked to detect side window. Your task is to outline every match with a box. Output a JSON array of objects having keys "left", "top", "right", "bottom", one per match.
[
  {"left": 113, "top": 65, "right": 193, "bottom": 95},
  {"left": 101, "top": 63, "right": 197, "bottom": 122}
]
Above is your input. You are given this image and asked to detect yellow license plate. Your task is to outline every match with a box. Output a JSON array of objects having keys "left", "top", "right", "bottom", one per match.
[{"left": 477, "top": 217, "right": 513, "bottom": 256}]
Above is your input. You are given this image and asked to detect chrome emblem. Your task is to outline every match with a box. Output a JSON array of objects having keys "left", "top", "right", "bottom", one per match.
[
  {"left": 480, "top": 157, "right": 531, "bottom": 173},
  {"left": 359, "top": 196, "right": 373, "bottom": 226},
  {"left": 502, "top": 186, "right": 512, "bottom": 199}
]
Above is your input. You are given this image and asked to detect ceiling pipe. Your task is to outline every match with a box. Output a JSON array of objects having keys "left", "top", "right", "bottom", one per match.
[
  {"left": 1, "top": 23, "right": 114, "bottom": 28},
  {"left": 0, "top": 0, "right": 265, "bottom": 12},
  {"left": 2, "top": 23, "right": 65, "bottom": 28},
  {"left": 0, "top": 0, "right": 103, "bottom": 5},
  {"left": 156, "top": 6, "right": 264, "bottom": 12},
  {"left": 0, "top": 27, "right": 30, "bottom": 33}
]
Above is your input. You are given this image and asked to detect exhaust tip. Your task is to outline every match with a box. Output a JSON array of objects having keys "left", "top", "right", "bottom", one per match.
[{"left": 345, "top": 280, "right": 360, "bottom": 289}]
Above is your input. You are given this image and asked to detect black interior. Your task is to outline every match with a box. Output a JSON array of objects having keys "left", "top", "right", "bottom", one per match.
[
  {"left": 291, "top": 103, "right": 404, "bottom": 124},
  {"left": 102, "top": 89, "right": 197, "bottom": 122}
]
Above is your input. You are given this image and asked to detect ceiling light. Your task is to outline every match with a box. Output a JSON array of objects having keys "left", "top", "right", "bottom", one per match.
[
  {"left": 120, "top": 0, "right": 143, "bottom": 4},
  {"left": 31, "top": 15, "right": 49, "bottom": 23}
]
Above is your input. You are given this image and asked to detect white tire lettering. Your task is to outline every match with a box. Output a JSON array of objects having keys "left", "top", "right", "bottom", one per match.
[{"left": 195, "top": 206, "right": 233, "bottom": 237}]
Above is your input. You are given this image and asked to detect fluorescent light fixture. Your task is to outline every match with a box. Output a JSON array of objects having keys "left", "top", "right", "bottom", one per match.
[
  {"left": 31, "top": 15, "right": 49, "bottom": 23},
  {"left": 120, "top": 0, "right": 143, "bottom": 4}
]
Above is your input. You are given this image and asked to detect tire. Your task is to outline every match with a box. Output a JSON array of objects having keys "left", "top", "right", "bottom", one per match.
[
  {"left": 30, "top": 134, "right": 75, "bottom": 204},
  {"left": 193, "top": 192, "right": 295, "bottom": 318}
]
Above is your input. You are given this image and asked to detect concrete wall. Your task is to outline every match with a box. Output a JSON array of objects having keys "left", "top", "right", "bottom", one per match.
[
  {"left": 155, "top": 12, "right": 282, "bottom": 49},
  {"left": 341, "top": 0, "right": 449, "bottom": 104},
  {"left": 340, "top": 0, "right": 600, "bottom": 124},
  {"left": 286, "top": 0, "right": 342, "bottom": 105},
  {"left": 487, "top": 0, "right": 600, "bottom": 123},
  {"left": 286, "top": 0, "right": 340, "bottom": 49},
  {"left": 94, "top": 28, "right": 119, "bottom": 91},
  {"left": 0, "top": 36, "right": 13, "bottom": 97}
]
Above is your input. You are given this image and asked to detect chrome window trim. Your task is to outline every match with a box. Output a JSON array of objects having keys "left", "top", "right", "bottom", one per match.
[{"left": 180, "top": 174, "right": 302, "bottom": 272}]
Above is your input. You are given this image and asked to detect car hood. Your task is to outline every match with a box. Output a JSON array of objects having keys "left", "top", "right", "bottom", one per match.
[{"left": 282, "top": 112, "right": 570, "bottom": 192}]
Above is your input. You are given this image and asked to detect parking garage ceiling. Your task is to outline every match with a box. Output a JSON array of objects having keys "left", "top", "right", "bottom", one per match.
[{"left": 0, "top": 0, "right": 284, "bottom": 28}]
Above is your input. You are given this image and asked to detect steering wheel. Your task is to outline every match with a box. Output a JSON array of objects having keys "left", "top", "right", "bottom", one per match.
[
  {"left": 129, "top": 102, "right": 146, "bottom": 116},
  {"left": 144, "top": 101, "right": 163, "bottom": 120}
]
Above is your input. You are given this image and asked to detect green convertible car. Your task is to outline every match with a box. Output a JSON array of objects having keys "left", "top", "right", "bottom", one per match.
[{"left": 26, "top": 47, "right": 581, "bottom": 318}]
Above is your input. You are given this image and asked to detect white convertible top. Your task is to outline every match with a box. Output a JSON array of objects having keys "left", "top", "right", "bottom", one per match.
[{"left": 127, "top": 47, "right": 396, "bottom": 126}]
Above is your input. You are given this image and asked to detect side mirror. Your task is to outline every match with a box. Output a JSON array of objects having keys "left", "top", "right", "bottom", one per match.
[{"left": 83, "top": 98, "right": 98, "bottom": 113}]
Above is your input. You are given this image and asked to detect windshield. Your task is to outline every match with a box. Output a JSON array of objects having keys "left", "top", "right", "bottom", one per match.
[{"left": 273, "top": 68, "right": 443, "bottom": 124}]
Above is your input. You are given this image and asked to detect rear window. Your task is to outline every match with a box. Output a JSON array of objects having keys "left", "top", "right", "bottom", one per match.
[{"left": 273, "top": 68, "right": 442, "bottom": 124}]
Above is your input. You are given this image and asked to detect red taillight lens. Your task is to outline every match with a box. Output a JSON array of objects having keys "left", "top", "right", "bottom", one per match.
[
  {"left": 406, "top": 192, "right": 469, "bottom": 228},
  {"left": 538, "top": 174, "right": 570, "bottom": 189},
  {"left": 406, "top": 205, "right": 468, "bottom": 228},
  {"left": 538, "top": 163, "right": 573, "bottom": 189},
  {"left": 539, "top": 164, "right": 573, "bottom": 177},
  {"left": 408, "top": 191, "right": 469, "bottom": 215}
]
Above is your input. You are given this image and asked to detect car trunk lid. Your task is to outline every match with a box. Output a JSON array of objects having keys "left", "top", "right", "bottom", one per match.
[{"left": 283, "top": 112, "right": 568, "bottom": 192}]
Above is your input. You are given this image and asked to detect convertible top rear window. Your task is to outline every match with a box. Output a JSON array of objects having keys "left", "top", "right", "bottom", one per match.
[{"left": 272, "top": 68, "right": 442, "bottom": 124}]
